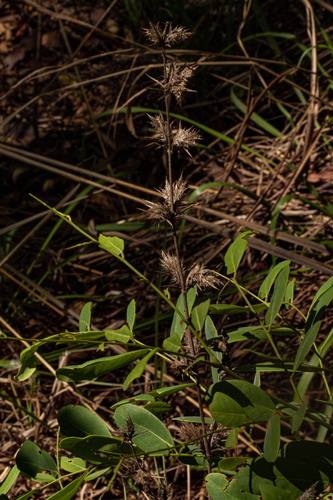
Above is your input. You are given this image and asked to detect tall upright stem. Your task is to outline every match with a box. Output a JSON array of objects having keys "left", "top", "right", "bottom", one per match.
[{"left": 160, "top": 43, "right": 212, "bottom": 474}]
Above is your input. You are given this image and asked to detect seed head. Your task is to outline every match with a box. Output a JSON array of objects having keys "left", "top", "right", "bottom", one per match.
[
  {"left": 172, "top": 122, "right": 202, "bottom": 156},
  {"left": 143, "top": 21, "right": 191, "bottom": 47},
  {"left": 147, "top": 112, "right": 169, "bottom": 149},
  {"left": 186, "top": 263, "right": 221, "bottom": 291},
  {"left": 142, "top": 176, "right": 190, "bottom": 226},
  {"left": 160, "top": 251, "right": 183, "bottom": 287}
]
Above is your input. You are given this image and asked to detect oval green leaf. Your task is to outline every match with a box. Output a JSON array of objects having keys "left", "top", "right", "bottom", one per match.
[
  {"left": 16, "top": 441, "right": 57, "bottom": 479},
  {"left": 191, "top": 299, "right": 210, "bottom": 332},
  {"left": 79, "top": 302, "right": 92, "bottom": 332},
  {"left": 259, "top": 261, "right": 290, "bottom": 300},
  {"left": 208, "top": 380, "right": 276, "bottom": 427},
  {"left": 60, "top": 457, "right": 86, "bottom": 473},
  {"left": 57, "top": 405, "right": 111, "bottom": 438},
  {"left": 225, "top": 230, "right": 252, "bottom": 275},
  {"left": 127, "top": 299, "right": 136, "bottom": 332},
  {"left": 99, "top": 234, "right": 124, "bottom": 256},
  {"left": 105, "top": 325, "right": 131, "bottom": 343},
  {"left": 56, "top": 349, "right": 149, "bottom": 382},
  {"left": 60, "top": 435, "right": 134, "bottom": 465},
  {"left": 114, "top": 404, "right": 174, "bottom": 453},
  {"left": 123, "top": 349, "right": 157, "bottom": 391}
]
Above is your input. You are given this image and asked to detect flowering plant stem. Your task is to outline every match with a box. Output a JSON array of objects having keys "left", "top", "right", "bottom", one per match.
[{"left": 159, "top": 30, "right": 212, "bottom": 474}]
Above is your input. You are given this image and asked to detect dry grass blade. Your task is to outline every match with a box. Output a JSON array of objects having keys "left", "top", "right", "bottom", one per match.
[{"left": 184, "top": 214, "right": 333, "bottom": 276}]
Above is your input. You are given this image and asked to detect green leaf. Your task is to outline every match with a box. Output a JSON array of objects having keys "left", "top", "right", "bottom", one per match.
[
  {"left": 56, "top": 349, "right": 149, "bottom": 382},
  {"left": 85, "top": 467, "right": 111, "bottom": 481},
  {"left": 15, "top": 344, "right": 41, "bottom": 381},
  {"left": 205, "top": 474, "right": 259, "bottom": 500},
  {"left": 259, "top": 484, "right": 295, "bottom": 500},
  {"left": 79, "top": 302, "right": 92, "bottom": 332},
  {"left": 208, "top": 380, "right": 276, "bottom": 427},
  {"left": 225, "top": 231, "right": 252, "bottom": 275},
  {"left": 148, "top": 383, "right": 195, "bottom": 399},
  {"left": 60, "top": 435, "right": 134, "bottom": 465},
  {"left": 57, "top": 405, "right": 111, "bottom": 438},
  {"left": 284, "top": 279, "right": 296, "bottom": 310},
  {"left": 170, "top": 288, "right": 196, "bottom": 340},
  {"left": 296, "top": 326, "right": 333, "bottom": 401},
  {"left": 218, "top": 457, "right": 250, "bottom": 470},
  {"left": 205, "top": 315, "right": 221, "bottom": 383},
  {"left": 209, "top": 304, "right": 268, "bottom": 316},
  {"left": 0, "top": 466, "right": 20, "bottom": 495},
  {"left": 235, "top": 456, "right": 328, "bottom": 497},
  {"left": 16, "top": 441, "right": 57, "bottom": 480},
  {"left": 291, "top": 403, "right": 307, "bottom": 434},
  {"left": 308, "top": 276, "right": 333, "bottom": 315},
  {"left": 163, "top": 333, "right": 182, "bottom": 353},
  {"left": 205, "top": 473, "right": 228, "bottom": 498},
  {"left": 173, "top": 416, "right": 214, "bottom": 424},
  {"left": 281, "top": 441, "right": 333, "bottom": 480},
  {"left": 114, "top": 404, "right": 174, "bottom": 453},
  {"left": 263, "top": 413, "right": 280, "bottom": 462},
  {"left": 259, "top": 261, "right": 291, "bottom": 300},
  {"left": 99, "top": 234, "right": 124, "bottom": 256},
  {"left": 294, "top": 284, "right": 333, "bottom": 372},
  {"left": 105, "top": 325, "right": 131, "bottom": 343},
  {"left": 191, "top": 299, "right": 210, "bottom": 332},
  {"left": 225, "top": 479, "right": 260, "bottom": 499},
  {"left": 47, "top": 473, "right": 87, "bottom": 500},
  {"left": 123, "top": 349, "right": 157, "bottom": 391},
  {"left": 144, "top": 401, "right": 173, "bottom": 419},
  {"left": 112, "top": 394, "right": 155, "bottom": 407},
  {"left": 60, "top": 457, "right": 86, "bottom": 473},
  {"left": 16, "top": 488, "right": 41, "bottom": 500},
  {"left": 225, "top": 428, "right": 240, "bottom": 447},
  {"left": 127, "top": 299, "right": 136, "bottom": 331},
  {"left": 227, "top": 326, "right": 294, "bottom": 343},
  {"left": 265, "top": 265, "right": 290, "bottom": 325}
]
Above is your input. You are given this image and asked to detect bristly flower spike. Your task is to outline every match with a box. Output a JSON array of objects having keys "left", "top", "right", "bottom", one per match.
[
  {"left": 143, "top": 21, "right": 191, "bottom": 48},
  {"left": 172, "top": 122, "right": 202, "bottom": 156}
]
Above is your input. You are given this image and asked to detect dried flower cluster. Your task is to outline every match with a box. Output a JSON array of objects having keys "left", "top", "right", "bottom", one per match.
[
  {"left": 149, "top": 61, "right": 197, "bottom": 105},
  {"left": 297, "top": 483, "right": 318, "bottom": 500},
  {"left": 142, "top": 176, "right": 189, "bottom": 226},
  {"left": 178, "top": 422, "right": 206, "bottom": 453},
  {"left": 186, "top": 262, "right": 221, "bottom": 291},
  {"left": 143, "top": 21, "right": 190, "bottom": 48},
  {"left": 170, "top": 357, "right": 188, "bottom": 378},
  {"left": 160, "top": 251, "right": 221, "bottom": 292},
  {"left": 123, "top": 460, "right": 158, "bottom": 497},
  {"left": 148, "top": 113, "right": 201, "bottom": 155}
]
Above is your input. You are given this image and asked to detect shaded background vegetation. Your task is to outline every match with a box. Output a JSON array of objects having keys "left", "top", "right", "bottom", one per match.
[{"left": 1, "top": 0, "right": 333, "bottom": 498}]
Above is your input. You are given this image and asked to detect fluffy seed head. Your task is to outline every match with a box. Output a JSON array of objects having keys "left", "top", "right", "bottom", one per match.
[
  {"left": 160, "top": 251, "right": 184, "bottom": 287},
  {"left": 186, "top": 263, "right": 221, "bottom": 291}
]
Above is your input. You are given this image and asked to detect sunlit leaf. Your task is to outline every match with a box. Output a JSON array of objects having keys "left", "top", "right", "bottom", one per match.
[
  {"left": 99, "top": 234, "right": 124, "bottom": 256},
  {"left": 79, "top": 302, "right": 92, "bottom": 332},
  {"left": 225, "top": 231, "right": 252, "bottom": 275}
]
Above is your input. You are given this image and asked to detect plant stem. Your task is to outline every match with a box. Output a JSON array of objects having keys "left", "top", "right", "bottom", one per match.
[{"left": 161, "top": 40, "right": 212, "bottom": 475}]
